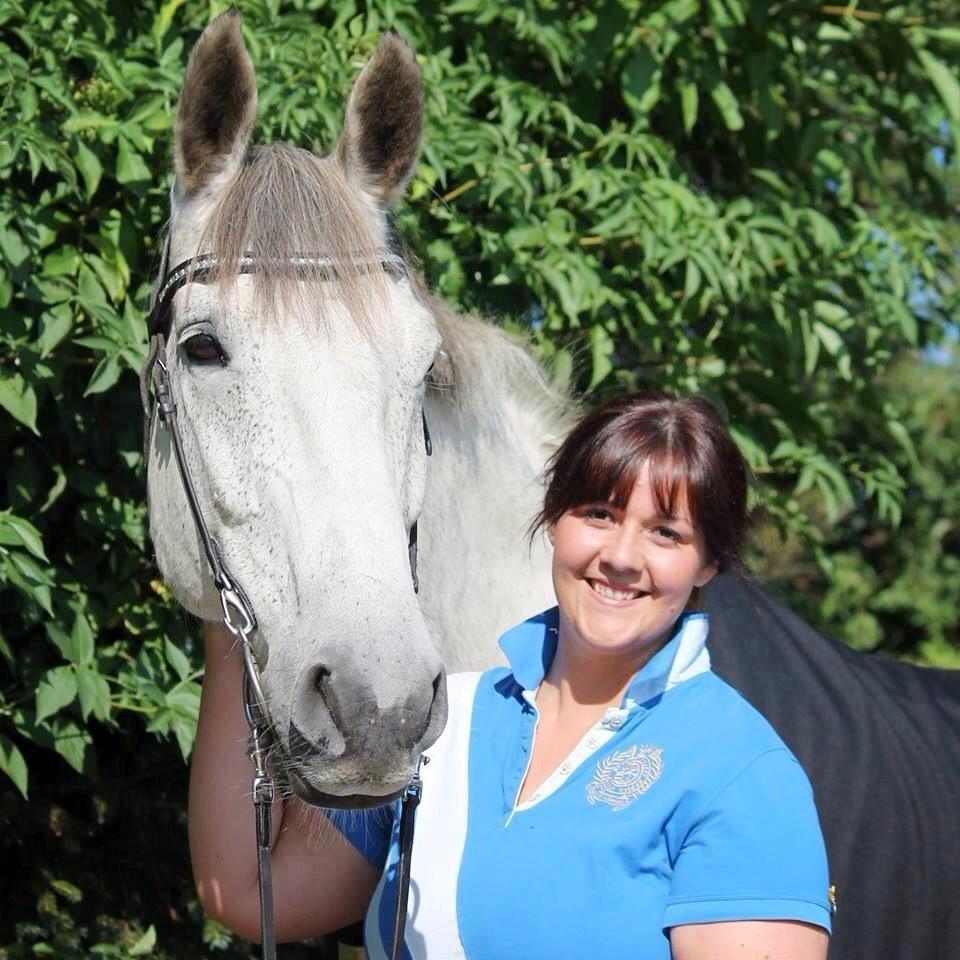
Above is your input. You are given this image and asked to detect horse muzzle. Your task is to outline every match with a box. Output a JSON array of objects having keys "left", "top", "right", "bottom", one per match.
[{"left": 276, "top": 663, "right": 448, "bottom": 806}]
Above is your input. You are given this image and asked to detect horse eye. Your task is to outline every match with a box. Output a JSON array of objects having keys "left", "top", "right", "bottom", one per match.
[{"left": 183, "top": 333, "right": 225, "bottom": 365}]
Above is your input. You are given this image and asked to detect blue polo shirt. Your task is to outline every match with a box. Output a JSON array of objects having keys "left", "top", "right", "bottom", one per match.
[{"left": 334, "top": 609, "right": 831, "bottom": 959}]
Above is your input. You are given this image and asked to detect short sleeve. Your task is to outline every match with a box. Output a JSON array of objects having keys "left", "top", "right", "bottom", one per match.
[
  {"left": 326, "top": 803, "right": 395, "bottom": 870},
  {"left": 665, "top": 748, "right": 832, "bottom": 933}
]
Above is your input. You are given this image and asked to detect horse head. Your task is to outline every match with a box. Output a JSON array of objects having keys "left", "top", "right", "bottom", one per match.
[{"left": 146, "top": 10, "right": 446, "bottom": 805}]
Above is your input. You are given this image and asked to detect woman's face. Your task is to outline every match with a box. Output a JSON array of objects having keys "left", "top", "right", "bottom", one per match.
[{"left": 549, "top": 463, "right": 717, "bottom": 663}]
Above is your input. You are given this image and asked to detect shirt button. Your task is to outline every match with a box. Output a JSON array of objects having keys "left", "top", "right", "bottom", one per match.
[
  {"left": 559, "top": 763, "right": 571, "bottom": 774},
  {"left": 586, "top": 736, "right": 599, "bottom": 748}
]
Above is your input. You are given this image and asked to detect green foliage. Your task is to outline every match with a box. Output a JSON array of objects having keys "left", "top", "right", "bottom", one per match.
[
  {"left": 756, "top": 346, "right": 960, "bottom": 668},
  {"left": 0, "top": 0, "right": 956, "bottom": 954}
]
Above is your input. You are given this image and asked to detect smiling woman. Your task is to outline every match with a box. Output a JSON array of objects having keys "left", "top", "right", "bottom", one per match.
[{"left": 313, "top": 391, "right": 831, "bottom": 959}]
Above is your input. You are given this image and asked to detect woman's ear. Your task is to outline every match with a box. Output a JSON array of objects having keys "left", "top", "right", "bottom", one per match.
[
  {"left": 694, "top": 560, "right": 718, "bottom": 589},
  {"left": 547, "top": 523, "right": 556, "bottom": 546}
]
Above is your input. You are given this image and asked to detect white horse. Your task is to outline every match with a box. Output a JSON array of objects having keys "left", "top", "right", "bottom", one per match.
[{"left": 147, "top": 11, "right": 562, "bottom": 804}]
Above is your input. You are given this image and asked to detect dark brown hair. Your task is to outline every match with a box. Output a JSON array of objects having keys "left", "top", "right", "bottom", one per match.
[{"left": 531, "top": 391, "right": 750, "bottom": 572}]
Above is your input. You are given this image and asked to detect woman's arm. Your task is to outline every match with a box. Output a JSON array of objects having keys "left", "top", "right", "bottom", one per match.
[
  {"left": 188, "top": 621, "right": 380, "bottom": 943},
  {"left": 664, "top": 749, "right": 832, "bottom": 953},
  {"left": 672, "top": 920, "right": 828, "bottom": 960}
]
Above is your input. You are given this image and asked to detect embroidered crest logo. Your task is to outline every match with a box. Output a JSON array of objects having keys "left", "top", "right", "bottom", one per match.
[{"left": 586, "top": 745, "right": 663, "bottom": 812}]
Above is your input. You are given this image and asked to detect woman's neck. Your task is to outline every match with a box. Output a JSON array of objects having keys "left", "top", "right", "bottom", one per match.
[{"left": 535, "top": 619, "right": 669, "bottom": 724}]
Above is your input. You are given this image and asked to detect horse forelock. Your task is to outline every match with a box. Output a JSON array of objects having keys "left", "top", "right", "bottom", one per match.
[{"left": 187, "top": 141, "right": 403, "bottom": 330}]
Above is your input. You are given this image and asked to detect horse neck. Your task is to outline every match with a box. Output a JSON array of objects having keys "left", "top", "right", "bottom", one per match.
[{"left": 417, "top": 303, "right": 574, "bottom": 671}]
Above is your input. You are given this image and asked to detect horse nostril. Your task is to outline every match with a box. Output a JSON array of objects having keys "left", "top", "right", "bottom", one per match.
[{"left": 312, "top": 665, "right": 337, "bottom": 721}]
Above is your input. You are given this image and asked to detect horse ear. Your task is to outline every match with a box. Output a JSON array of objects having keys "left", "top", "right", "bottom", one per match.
[
  {"left": 336, "top": 30, "right": 424, "bottom": 205},
  {"left": 174, "top": 7, "right": 257, "bottom": 193}
]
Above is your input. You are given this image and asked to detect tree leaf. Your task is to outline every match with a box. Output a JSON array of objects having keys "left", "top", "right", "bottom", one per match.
[
  {"left": 50, "top": 719, "right": 91, "bottom": 774},
  {"left": 918, "top": 27, "right": 960, "bottom": 45},
  {"left": 35, "top": 666, "right": 78, "bottom": 724},
  {"left": 622, "top": 46, "right": 661, "bottom": 116},
  {"left": 708, "top": 78, "right": 744, "bottom": 131},
  {"left": 5, "top": 551, "right": 54, "bottom": 614},
  {"left": 84, "top": 354, "right": 121, "bottom": 396},
  {"left": 0, "top": 511, "right": 47, "bottom": 561},
  {"left": 116, "top": 136, "right": 151, "bottom": 185},
  {"left": 164, "top": 638, "right": 192, "bottom": 681},
  {"left": 43, "top": 246, "right": 80, "bottom": 276},
  {"left": 40, "top": 465, "right": 68, "bottom": 513},
  {"left": 65, "top": 613, "right": 96, "bottom": 664},
  {"left": 916, "top": 49, "right": 960, "bottom": 124},
  {"left": 36, "top": 305, "right": 75, "bottom": 357},
  {"left": 886, "top": 417, "right": 922, "bottom": 474},
  {"left": 129, "top": 926, "right": 157, "bottom": 957},
  {"left": 77, "top": 263, "right": 107, "bottom": 308},
  {"left": 73, "top": 139, "right": 103, "bottom": 200},
  {"left": 76, "top": 665, "right": 112, "bottom": 722},
  {"left": 0, "top": 224, "right": 30, "bottom": 269},
  {"left": 588, "top": 324, "right": 614, "bottom": 388},
  {"left": 151, "top": 0, "right": 190, "bottom": 38},
  {"left": 0, "top": 734, "right": 28, "bottom": 799},
  {"left": 681, "top": 82, "right": 698, "bottom": 135},
  {"left": 0, "top": 372, "right": 39, "bottom": 434},
  {"left": 683, "top": 259, "right": 702, "bottom": 301}
]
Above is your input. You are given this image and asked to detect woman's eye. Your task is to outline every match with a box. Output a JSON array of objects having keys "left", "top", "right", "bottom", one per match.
[
  {"left": 653, "top": 526, "right": 681, "bottom": 543},
  {"left": 183, "top": 333, "right": 225, "bottom": 365},
  {"left": 584, "top": 506, "right": 613, "bottom": 522}
]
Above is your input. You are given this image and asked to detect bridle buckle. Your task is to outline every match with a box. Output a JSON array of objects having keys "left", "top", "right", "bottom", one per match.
[
  {"left": 252, "top": 774, "right": 276, "bottom": 806},
  {"left": 220, "top": 586, "right": 255, "bottom": 638}
]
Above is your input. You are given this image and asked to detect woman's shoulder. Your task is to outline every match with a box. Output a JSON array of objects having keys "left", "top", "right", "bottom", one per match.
[{"left": 666, "top": 670, "right": 808, "bottom": 786}]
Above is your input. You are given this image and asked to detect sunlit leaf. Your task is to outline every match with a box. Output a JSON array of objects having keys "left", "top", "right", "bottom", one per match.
[
  {"left": 129, "top": 926, "right": 157, "bottom": 956},
  {"left": 0, "top": 511, "right": 48, "bottom": 561},
  {"left": 681, "top": 82, "right": 698, "bottom": 135},
  {"left": 116, "top": 135, "right": 151, "bottom": 185},
  {"left": 0, "top": 372, "right": 39, "bottom": 434},
  {"left": 76, "top": 665, "right": 112, "bottom": 722},
  {"left": 36, "top": 666, "right": 78, "bottom": 724},
  {"left": 916, "top": 49, "right": 960, "bottom": 124},
  {"left": 0, "top": 735, "right": 28, "bottom": 799}
]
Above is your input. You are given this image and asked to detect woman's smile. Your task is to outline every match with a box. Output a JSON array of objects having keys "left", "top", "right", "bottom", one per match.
[{"left": 585, "top": 578, "right": 649, "bottom": 604}]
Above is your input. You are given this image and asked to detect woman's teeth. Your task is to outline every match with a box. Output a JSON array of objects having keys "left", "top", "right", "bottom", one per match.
[{"left": 590, "top": 580, "right": 642, "bottom": 601}]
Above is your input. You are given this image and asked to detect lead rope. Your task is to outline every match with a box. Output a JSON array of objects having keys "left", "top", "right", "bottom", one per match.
[{"left": 390, "top": 754, "right": 428, "bottom": 960}]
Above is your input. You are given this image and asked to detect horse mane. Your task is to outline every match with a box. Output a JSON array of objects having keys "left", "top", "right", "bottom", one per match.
[{"left": 422, "top": 287, "right": 578, "bottom": 467}]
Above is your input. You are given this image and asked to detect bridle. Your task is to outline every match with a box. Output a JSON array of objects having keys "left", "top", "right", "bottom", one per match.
[{"left": 140, "top": 240, "right": 430, "bottom": 960}]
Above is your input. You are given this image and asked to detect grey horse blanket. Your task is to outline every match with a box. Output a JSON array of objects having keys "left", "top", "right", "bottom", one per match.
[{"left": 704, "top": 573, "right": 960, "bottom": 960}]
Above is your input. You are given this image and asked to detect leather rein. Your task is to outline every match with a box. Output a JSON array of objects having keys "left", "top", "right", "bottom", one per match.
[{"left": 140, "top": 243, "right": 429, "bottom": 960}]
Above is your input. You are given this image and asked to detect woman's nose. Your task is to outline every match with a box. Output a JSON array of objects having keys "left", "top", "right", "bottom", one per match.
[{"left": 600, "top": 524, "right": 644, "bottom": 572}]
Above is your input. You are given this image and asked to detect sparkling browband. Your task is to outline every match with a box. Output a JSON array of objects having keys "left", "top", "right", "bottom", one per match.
[{"left": 148, "top": 250, "right": 408, "bottom": 337}]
